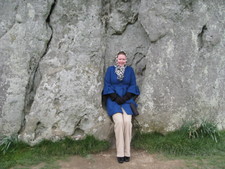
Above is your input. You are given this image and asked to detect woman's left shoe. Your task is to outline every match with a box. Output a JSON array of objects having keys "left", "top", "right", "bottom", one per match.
[
  {"left": 124, "top": 156, "right": 130, "bottom": 162},
  {"left": 117, "top": 157, "right": 124, "bottom": 163}
]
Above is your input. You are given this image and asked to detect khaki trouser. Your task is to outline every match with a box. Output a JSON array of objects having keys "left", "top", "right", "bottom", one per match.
[{"left": 112, "top": 108, "right": 132, "bottom": 157}]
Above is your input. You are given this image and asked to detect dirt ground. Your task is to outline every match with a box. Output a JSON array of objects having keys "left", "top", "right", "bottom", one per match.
[{"left": 32, "top": 148, "right": 187, "bottom": 169}]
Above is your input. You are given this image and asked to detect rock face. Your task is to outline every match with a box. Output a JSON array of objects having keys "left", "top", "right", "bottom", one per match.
[
  {"left": 0, "top": 0, "right": 224, "bottom": 144},
  {"left": 138, "top": 0, "right": 225, "bottom": 132},
  {"left": 0, "top": 0, "right": 52, "bottom": 137}
]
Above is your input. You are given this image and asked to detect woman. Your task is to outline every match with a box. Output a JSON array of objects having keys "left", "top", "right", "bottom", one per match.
[{"left": 102, "top": 51, "right": 140, "bottom": 163}]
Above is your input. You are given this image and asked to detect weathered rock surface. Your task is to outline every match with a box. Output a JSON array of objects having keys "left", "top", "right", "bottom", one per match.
[
  {"left": 0, "top": 0, "right": 224, "bottom": 144},
  {"left": 138, "top": 0, "right": 225, "bottom": 132},
  {"left": 0, "top": 0, "right": 53, "bottom": 137}
]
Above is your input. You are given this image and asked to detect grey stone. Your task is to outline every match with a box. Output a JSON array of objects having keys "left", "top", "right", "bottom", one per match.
[{"left": 0, "top": 0, "right": 224, "bottom": 144}]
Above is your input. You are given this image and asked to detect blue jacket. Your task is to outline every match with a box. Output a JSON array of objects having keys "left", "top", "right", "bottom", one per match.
[{"left": 102, "top": 66, "right": 140, "bottom": 116}]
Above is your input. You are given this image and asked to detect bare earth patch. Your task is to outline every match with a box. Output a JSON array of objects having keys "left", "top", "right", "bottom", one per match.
[{"left": 56, "top": 149, "right": 186, "bottom": 169}]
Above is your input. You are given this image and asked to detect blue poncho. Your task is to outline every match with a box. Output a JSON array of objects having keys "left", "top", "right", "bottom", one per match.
[{"left": 102, "top": 66, "right": 140, "bottom": 116}]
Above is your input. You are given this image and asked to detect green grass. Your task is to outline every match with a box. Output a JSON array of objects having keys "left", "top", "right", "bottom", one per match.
[
  {"left": 0, "top": 135, "right": 110, "bottom": 169},
  {"left": 132, "top": 129, "right": 225, "bottom": 169}
]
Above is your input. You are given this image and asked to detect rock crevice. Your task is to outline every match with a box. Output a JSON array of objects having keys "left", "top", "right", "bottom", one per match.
[{"left": 18, "top": 0, "right": 57, "bottom": 135}]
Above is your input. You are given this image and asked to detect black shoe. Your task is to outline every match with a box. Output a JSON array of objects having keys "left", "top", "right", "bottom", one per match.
[
  {"left": 117, "top": 157, "right": 124, "bottom": 163},
  {"left": 124, "top": 156, "right": 130, "bottom": 162}
]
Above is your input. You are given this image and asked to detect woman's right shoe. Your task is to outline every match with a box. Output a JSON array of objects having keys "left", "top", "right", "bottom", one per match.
[
  {"left": 124, "top": 156, "right": 130, "bottom": 162},
  {"left": 117, "top": 157, "right": 124, "bottom": 163}
]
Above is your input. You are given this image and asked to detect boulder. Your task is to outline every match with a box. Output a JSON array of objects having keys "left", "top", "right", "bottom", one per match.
[{"left": 0, "top": 0, "right": 224, "bottom": 144}]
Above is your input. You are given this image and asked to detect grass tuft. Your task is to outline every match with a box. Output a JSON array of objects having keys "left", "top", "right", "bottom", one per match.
[
  {"left": 0, "top": 134, "right": 18, "bottom": 155},
  {"left": 182, "top": 120, "right": 220, "bottom": 142}
]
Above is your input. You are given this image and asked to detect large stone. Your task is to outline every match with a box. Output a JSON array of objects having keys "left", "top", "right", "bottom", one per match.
[
  {"left": 0, "top": 0, "right": 224, "bottom": 144},
  {"left": 18, "top": 0, "right": 111, "bottom": 144}
]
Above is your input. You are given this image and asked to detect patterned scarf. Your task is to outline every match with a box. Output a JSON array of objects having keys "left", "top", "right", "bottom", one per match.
[{"left": 115, "top": 65, "right": 126, "bottom": 81}]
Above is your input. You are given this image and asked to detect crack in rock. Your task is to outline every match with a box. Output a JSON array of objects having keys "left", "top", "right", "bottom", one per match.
[
  {"left": 197, "top": 24, "right": 207, "bottom": 51},
  {"left": 18, "top": 0, "right": 57, "bottom": 135},
  {"left": 34, "top": 121, "right": 45, "bottom": 140},
  {"left": 72, "top": 114, "right": 87, "bottom": 140}
]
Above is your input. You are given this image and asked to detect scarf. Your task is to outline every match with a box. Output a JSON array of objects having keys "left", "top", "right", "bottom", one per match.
[{"left": 114, "top": 65, "right": 126, "bottom": 81}]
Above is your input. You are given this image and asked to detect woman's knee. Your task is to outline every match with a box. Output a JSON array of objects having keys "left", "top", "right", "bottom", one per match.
[
  {"left": 113, "top": 113, "right": 123, "bottom": 125},
  {"left": 123, "top": 118, "right": 132, "bottom": 126}
]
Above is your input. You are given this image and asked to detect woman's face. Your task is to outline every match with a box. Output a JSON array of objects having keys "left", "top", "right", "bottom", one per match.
[{"left": 117, "top": 54, "right": 127, "bottom": 67}]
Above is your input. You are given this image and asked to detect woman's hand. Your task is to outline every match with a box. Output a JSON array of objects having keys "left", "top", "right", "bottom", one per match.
[
  {"left": 109, "top": 93, "right": 125, "bottom": 105},
  {"left": 109, "top": 93, "right": 118, "bottom": 101},
  {"left": 114, "top": 97, "right": 126, "bottom": 105},
  {"left": 123, "top": 92, "right": 134, "bottom": 101}
]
